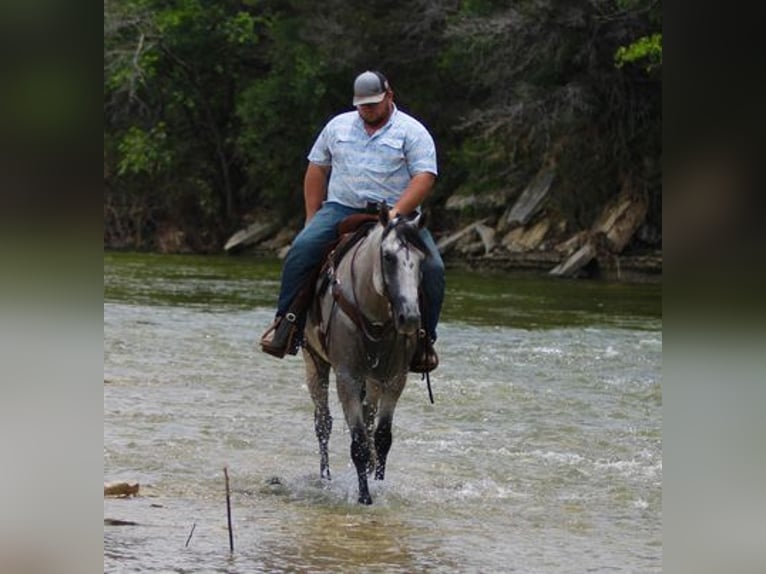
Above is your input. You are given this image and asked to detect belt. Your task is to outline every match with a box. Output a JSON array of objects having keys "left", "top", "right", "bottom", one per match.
[{"left": 363, "top": 201, "right": 383, "bottom": 214}]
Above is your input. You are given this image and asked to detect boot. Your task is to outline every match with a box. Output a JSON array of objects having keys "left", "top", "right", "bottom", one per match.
[
  {"left": 410, "top": 330, "right": 439, "bottom": 373},
  {"left": 260, "top": 313, "right": 300, "bottom": 358}
]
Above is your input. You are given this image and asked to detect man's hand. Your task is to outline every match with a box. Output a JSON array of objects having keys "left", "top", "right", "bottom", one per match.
[{"left": 391, "top": 172, "right": 435, "bottom": 219}]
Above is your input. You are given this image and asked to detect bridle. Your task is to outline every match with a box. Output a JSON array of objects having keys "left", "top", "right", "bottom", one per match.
[{"left": 327, "top": 219, "right": 425, "bottom": 367}]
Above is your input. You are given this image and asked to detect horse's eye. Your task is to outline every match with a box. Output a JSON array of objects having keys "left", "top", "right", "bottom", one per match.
[{"left": 383, "top": 252, "right": 396, "bottom": 265}]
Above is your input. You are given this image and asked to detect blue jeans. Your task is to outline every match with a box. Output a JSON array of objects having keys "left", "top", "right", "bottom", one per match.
[{"left": 277, "top": 201, "right": 445, "bottom": 340}]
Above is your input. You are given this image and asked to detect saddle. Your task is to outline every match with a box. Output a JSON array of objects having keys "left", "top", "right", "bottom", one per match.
[
  {"left": 261, "top": 213, "right": 378, "bottom": 359},
  {"left": 315, "top": 213, "right": 379, "bottom": 300},
  {"left": 292, "top": 208, "right": 438, "bottom": 380}
]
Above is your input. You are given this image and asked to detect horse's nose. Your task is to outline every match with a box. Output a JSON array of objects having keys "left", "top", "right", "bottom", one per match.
[{"left": 394, "top": 302, "right": 420, "bottom": 335}]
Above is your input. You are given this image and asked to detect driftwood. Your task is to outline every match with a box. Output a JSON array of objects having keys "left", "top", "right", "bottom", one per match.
[
  {"left": 550, "top": 239, "right": 597, "bottom": 277},
  {"left": 460, "top": 241, "right": 488, "bottom": 256},
  {"left": 436, "top": 218, "right": 490, "bottom": 255},
  {"left": 104, "top": 518, "right": 139, "bottom": 526},
  {"left": 502, "top": 170, "right": 556, "bottom": 230},
  {"left": 224, "top": 466, "right": 234, "bottom": 553},
  {"left": 224, "top": 221, "right": 281, "bottom": 253},
  {"left": 474, "top": 223, "right": 496, "bottom": 254},
  {"left": 554, "top": 230, "right": 589, "bottom": 256},
  {"left": 550, "top": 190, "right": 648, "bottom": 277},
  {"left": 445, "top": 188, "right": 513, "bottom": 212},
  {"left": 591, "top": 191, "right": 648, "bottom": 253},
  {"left": 503, "top": 217, "right": 555, "bottom": 253},
  {"left": 104, "top": 481, "right": 140, "bottom": 497}
]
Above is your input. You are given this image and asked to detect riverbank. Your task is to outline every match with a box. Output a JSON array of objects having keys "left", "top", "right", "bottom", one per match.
[
  {"left": 219, "top": 185, "right": 661, "bottom": 283},
  {"left": 443, "top": 249, "right": 662, "bottom": 283},
  {"left": 233, "top": 241, "right": 662, "bottom": 284},
  {"left": 226, "top": 219, "right": 661, "bottom": 285}
]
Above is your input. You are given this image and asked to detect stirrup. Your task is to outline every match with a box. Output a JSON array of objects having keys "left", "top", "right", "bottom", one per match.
[{"left": 260, "top": 313, "right": 299, "bottom": 358}]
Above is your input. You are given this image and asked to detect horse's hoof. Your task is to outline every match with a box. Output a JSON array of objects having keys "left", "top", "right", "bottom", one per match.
[{"left": 358, "top": 495, "right": 373, "bottom": 505}]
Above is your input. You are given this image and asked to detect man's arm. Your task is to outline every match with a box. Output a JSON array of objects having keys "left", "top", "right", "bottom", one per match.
[
  {"left": 390, "top": 172, "right": 436, "bottom": 219},
  {"left": 304, "top": 162, "right": 330, "bottom": 223}
]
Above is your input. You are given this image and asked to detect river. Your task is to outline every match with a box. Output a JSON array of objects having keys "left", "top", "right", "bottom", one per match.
[{"left": 104, "top": 251, "right": 661, "bottom": 573}]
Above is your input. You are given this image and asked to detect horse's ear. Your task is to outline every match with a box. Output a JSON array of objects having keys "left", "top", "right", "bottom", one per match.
[{"left": 378, "top": 202, "right": 389, "bottom": 226}]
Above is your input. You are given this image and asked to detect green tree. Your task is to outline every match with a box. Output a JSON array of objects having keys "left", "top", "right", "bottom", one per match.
[
  {"left": 440, "top": 0, "right": 662, "bottom": 231},
  {"left": 105, "top": 0, "right": 268, "bottom": 249}
]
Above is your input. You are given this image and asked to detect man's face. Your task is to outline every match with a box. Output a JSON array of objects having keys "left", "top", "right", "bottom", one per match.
[{"left": 356, "top": 93, "right": 392, "bottom": 128}]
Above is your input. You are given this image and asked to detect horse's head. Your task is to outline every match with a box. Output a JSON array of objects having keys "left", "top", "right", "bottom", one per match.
[{"left": 373, "top": 204, "right": 429, "bottom": 335}]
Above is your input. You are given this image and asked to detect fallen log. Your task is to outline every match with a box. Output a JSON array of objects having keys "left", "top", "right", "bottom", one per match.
[
  {"left": 549, "top": 238, "right": 597, "bottom": 277},
  {"left": 224, "top": 221, "right": 281, "bottom": 253},
  {"left": 503, "top": 170, "right": 556, "bottom": 229},
  {"left": 474, "top": 223, "right": 496, "bottom": 255},
  {"left": 503, "top": 217, "right": 554, "bottom": 253},
  {"left": 436, "top": 218, "right": 490, "bottom": 255}
]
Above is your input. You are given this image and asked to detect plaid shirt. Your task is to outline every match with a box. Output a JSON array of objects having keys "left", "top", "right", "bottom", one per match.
[{"left": 307, "top": 105, "right": 437, "bottom": 209}]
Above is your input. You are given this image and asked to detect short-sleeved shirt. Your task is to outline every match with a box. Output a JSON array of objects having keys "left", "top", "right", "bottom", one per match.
[{"left": 307, "top": 105, "right": 437, "bottom": 209}]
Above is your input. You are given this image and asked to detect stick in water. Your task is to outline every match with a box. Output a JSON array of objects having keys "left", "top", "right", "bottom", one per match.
[
  {"left": 185, "top": 522, "right": 196, "bottom": 547},
  {"left": 223, "top": 466, "right": 234, "bottom": 553}
]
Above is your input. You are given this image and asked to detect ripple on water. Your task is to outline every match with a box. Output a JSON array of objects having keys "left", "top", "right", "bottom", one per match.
[{"left": 104, "top": 256, "right": 661, "bottom": 573}]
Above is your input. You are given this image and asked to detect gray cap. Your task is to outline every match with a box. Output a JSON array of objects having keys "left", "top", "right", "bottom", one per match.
[{"left": 352, "top": 71, "right": 390, "bottom": 106}]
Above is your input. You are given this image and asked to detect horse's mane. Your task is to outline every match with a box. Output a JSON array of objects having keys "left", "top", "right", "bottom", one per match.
[{"left": 381, "top": 217, "right": 429, "bottom": 255}]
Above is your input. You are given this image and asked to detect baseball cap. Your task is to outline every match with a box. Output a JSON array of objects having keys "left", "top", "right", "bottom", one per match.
[{"left": 352, "top": 71, "right": 390, "bottom": 106}]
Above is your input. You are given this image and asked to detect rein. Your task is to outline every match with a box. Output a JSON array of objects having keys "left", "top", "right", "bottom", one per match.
[
  {"left": 321, "top": 216, "right": 434, "bottom": 403},
  {"left": 327, "top": 233, "right": 395, "bottom": 368},
  {"left": 332, "top": 237, "right": 392, "bottom": 342}
]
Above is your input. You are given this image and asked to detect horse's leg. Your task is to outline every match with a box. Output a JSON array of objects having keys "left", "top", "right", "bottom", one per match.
[
  {"left": 362, "top": 380, "right": 381, "bottom": 475},
  {"left": 304, "top": 348, "right": 332, "bottom": 480},
  {"left": 336, "top": 372, "right": 373, "bottom": 504},
  {"left": 374, "top": 374, "right": 407, "bottom": 481}
]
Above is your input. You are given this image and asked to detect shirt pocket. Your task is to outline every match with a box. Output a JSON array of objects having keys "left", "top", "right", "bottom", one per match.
[
  {"left": 331, "top": 135, "right": 357, "bottom": 171},
  {"left": 369, "top": 136, "right": 406, "bottom": 174}
]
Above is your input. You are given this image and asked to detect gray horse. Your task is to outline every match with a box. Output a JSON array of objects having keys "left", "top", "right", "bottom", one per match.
[{"left": 302, "top": 205, "right": 429, "bottom": 504}]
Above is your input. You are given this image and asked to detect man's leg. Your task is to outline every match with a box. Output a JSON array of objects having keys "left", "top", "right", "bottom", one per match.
[
  {"left": 261, "top": 202, "right": 356, "bottom": 357},
  {"left": 411, "top": 228, "right": 445, "bottom": 372}
]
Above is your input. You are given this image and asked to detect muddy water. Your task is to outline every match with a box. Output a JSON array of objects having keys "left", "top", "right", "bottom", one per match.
[{"left": 104, "top": 252, "right": 661, "bottom": 573}]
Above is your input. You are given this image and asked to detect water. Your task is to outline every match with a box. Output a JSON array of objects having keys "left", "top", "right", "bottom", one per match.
[{"left": 104, "top": 252, "right": 661, "bottom": 573}]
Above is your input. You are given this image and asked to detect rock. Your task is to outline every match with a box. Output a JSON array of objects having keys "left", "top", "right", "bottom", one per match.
[
  {"left": 156, "top": 224, "right": 189, "bottom": 254},
  {"left": 104, "top": 481, "right": 140, "bottom": 497},
  {"left": 104, "top": 518, "right": 139, "bottom": 526}
]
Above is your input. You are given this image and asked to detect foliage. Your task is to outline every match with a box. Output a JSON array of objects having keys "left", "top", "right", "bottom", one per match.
[
  {"left": 615, "top": 33, "right": 662, "bottom": 72},
  {"left": 104, "top": 0, "right": 662, "bottom": 252},
  {"left": 105, "top": 0, "right": 269, "bottom": 249},
  {"left": 117, "top": 123, "right": 172, "bottom": 176},
  {"left": 235, "top": 16, "right": 330, "bottom": 216},
  {"left": 439, "top": 0, "right": 661, "bottom": 228}
]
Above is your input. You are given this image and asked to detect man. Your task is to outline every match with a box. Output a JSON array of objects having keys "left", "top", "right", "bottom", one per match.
[{"left": 260, "top": 70, "right": 444, "bottom": 373}]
